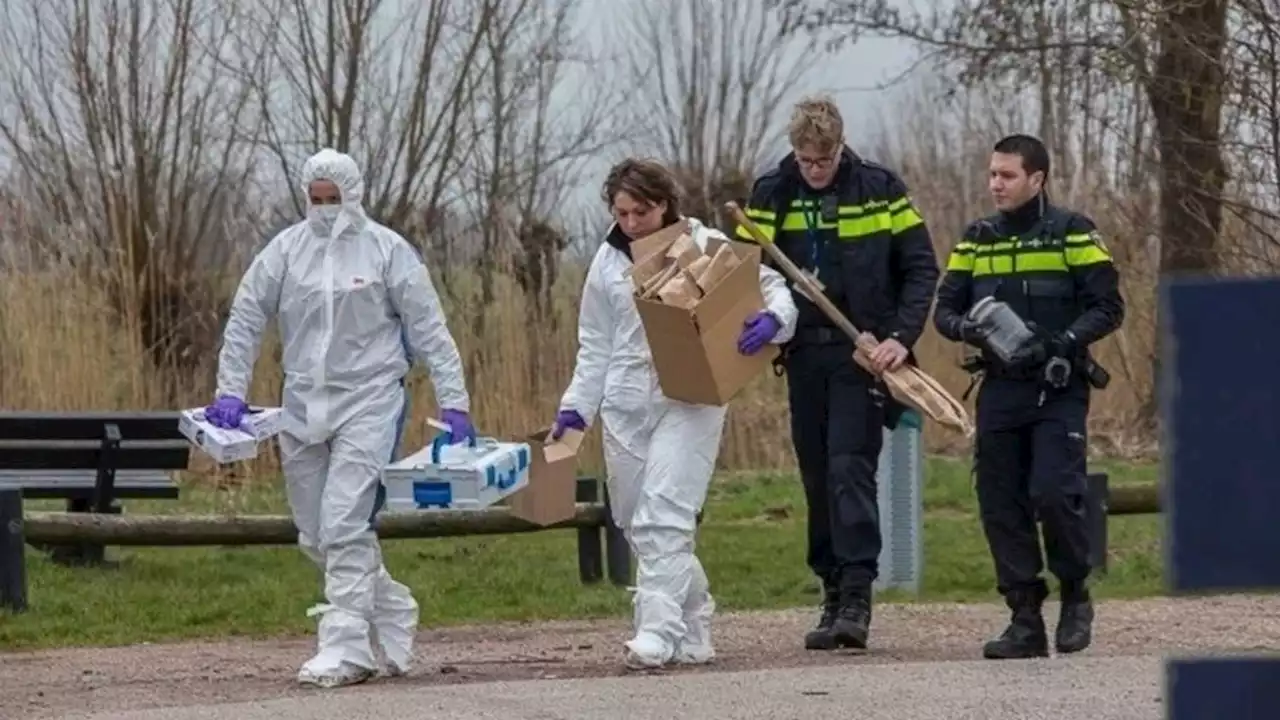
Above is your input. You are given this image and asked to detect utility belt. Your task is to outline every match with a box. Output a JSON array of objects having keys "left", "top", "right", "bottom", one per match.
[
  {"left": 961, "top": 351, "right": 1111, "bottom": 399},
  {"left": 771, "top": 327, "right": 834, "bottom": 377},
  {"left": 792, "top": 325, "right": 858, "bottom": 346},
  {"left": 771, "top": 325, "right": 906, "bottom": 430},
  {"left": 772, "top": 324, "right": 861, "bottom": 377}
]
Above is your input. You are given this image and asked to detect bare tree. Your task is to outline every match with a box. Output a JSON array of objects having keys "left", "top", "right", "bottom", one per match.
[
  {"left": 778, "top": 0, "right": 1259, "bottom": 432},
  {"left": 1216, "top": 0, "right": 1280, "bottom": 267},
  {"left": 450, "top": 0, "right": 622, "bottom": 393},
  {"left": 0, "top": 0, "right": 271, "bottom": 388},
  {"left": 500, "top": 2, "right": 618, "bottom": 324},
  {"left": 247, "top": 0, "right": 496, "bottom": 263},
  {"left": 459, "top": 0, "right": 613, "bottom": 307},
  {"left": 618, "top": 0, "right": 822, "bottom": 228},
  {"left": 782, "top": 0, "right": 1232, "bottom": 274}
]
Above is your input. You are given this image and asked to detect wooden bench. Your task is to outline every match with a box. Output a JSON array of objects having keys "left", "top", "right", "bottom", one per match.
[{"left": 0, "top": 411, "right": 190, "bottom": 612}]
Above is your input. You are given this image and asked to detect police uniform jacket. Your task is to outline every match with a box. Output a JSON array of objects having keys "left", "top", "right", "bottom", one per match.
[
  {"left": 735, "top": 147, "right": 940, "bottom": 351},
  {"left": 933, "top": 195, "right": 1125, "bottom": 376}
]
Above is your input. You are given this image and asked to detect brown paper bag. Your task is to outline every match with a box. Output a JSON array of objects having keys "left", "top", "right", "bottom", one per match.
[
  {"left": 665, "top": 233, "right": 702, "bottom": 268},
  {"left": 657, "top": 269, "right": 703, "bottom": 308},
  {"left": 694, "top": 243, "right": 741, "bottom": 293},
  {"left": 629, "top": 254, "right": 664, "bottom": 292},
  {"left": 640, "top": 261, "right": 681, "bottom": 299},
  {"left": 685, "top": 254, "right": 712, "bottom": 280}
]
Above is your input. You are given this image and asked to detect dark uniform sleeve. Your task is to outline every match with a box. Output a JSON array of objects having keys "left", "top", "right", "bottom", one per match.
[
  {"left": 1061, "top": 213, "right": 1125, "bottom": 346},
  {"left": 881, "top": 172, "right": 940, "bottom": 348},
  {"left": 932, "top": 221, "right": 980, "bottom": 342}
]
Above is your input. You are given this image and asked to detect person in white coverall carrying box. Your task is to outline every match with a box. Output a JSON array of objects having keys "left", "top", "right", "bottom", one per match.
[
  {"left": 551, "top": 158, "right": 799, "bottom": 670},
  {"left": 205, "top": 148, "right": 477, "bottom": 689}
]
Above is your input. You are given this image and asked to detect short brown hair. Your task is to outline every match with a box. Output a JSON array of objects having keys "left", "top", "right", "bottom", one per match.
[
  {"left": 601, "top": 158, "right": 681, "bottom": 224},
  {"left": 788, "top": 95, "right": 844, "bottom": 154}
]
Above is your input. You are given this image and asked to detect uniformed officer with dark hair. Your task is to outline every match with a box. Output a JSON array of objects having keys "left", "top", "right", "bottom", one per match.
[
  {"left": 933, "top": 133, "right": 1124, "bottom": 659},
  {"left": 735, "top": 95, "right": 939, "bottom": 651}
]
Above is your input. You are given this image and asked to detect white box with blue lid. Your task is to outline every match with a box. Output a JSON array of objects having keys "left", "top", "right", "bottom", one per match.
[{"left": 381, "top": 430, "right": 532, "bottom": 512}]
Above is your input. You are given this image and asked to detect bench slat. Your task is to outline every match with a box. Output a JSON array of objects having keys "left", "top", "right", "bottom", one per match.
[
  {"left": 0, "top": 470, "right": 180, "bottom": 500},
  {"left": 0, "top": 440, "right": 190, "bottom": 471},
  {"left": 20, "top": 486, "right": 180, "bottom": 501},
  {"left": 0, "top": 470, "right": 176, "bottom": 487},
  {"left": 0, "top": 412, "right": 185, "bottom": 441}
]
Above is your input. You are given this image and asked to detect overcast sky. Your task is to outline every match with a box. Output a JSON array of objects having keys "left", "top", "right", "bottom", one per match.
[{"left": 566, "top": 0, "right": 920, "bottom": 212}]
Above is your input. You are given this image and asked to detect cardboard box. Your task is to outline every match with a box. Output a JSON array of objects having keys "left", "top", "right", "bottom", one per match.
[
  {"left": 506, "top": 427, "right": 585, "bottom": 526},
  {"left": 179, "top": 407, "right": 283, "bottom": 464},
  {"left": 628, "top": 222, "right": 779, "bottom": 406}
]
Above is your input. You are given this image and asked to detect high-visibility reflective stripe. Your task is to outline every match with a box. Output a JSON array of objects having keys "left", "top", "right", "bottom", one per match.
[
  {"left": 972, "top": 252, "right": 1067, "bottom": 276},
  {"left": 838, "top": 214, "right": 892, "bottom": 237},
  {"left": 780, "top": 211, "right": 893, "bottom": 236},
  {"left": 779, "top": 211, "right": 895, "bottom": 239},
  {"left": 780, "top": 195, "right": 923, "bottom": 239},
  {"left": 944, "top": 232, "right": 1112, "bottom": 275},
  {"left": 736, "top": 216, "right": 775, "bottom": 243},
  {"left": 1063, "top": 232, "right": 1112, "bottom": 265},
  {"left": 740, "top": 195, "right": 925, "bottom": 244},
  {"left": 946, "top": 241, "right": 976, "bottom": 271},
  {"left": 891, "top": 206, "right": 924, "bottom": 233}
]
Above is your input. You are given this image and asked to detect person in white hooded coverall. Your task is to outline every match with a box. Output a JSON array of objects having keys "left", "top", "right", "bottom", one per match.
[
  {"left": 552, "top": 159, "right": 798, "bottom": 669},
  {"left": 206, "top": 149, "right": 475, "bottom": 689}
]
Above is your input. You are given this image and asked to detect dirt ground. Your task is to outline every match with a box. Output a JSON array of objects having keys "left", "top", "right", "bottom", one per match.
[{"left": 4, "top": 594, "right": 1278, "bottom": 720}]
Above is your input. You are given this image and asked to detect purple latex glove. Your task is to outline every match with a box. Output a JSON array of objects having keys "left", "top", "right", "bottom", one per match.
[
  {"left": 737, "top": 310, "right": 782, "bottom": 355},
  {"left": 551, "top": 409, "right": 586, "bottom": 440},
  {"left": 205, "top": 395, "right": 248, "bottom": 430},
  {"left": 439, "top": 408, "right": 476, "bottom": 445}
]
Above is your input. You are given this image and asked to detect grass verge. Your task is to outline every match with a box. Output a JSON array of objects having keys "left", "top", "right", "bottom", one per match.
[{"left": 0, "top": 457, "right": 1163, "bottom": 651}]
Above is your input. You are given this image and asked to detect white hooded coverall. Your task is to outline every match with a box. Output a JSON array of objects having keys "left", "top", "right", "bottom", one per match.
[
  {"left": 215, "top": 149, "right": 470, "bottom": 681},
  {"left": 559, "top": 217, "right": 798, "bottom": 664}
]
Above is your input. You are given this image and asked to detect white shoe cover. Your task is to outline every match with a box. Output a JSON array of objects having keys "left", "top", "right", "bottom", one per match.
[
  {"left": 674, "top": 568, "right": 716, "bottom": 664},
  {"left": 371, "top": 569, "right": 418, "bottom": 675},
  {"left": 297, "top": 661, "right": 375, "bottom": 689},
  {"left": 624, "top": 631, "right": 674, "bottom": 670}
]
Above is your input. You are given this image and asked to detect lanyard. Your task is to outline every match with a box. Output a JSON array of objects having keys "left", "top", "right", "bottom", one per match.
[{"left": 802, "top": 199, "right": 823, "bottom": 272}]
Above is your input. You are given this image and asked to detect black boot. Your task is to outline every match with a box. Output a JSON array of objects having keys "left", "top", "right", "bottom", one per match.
[
  {"left": 1055, "top": 583, "right": 1094, "bottom": 654},
  {"left": 830, "top": 587, "right": 872, "bottom": 650},
  {"left": 803, "top": 585, "right": 840, "bottom": 650},
  {"left": 982, "top": 585, "right": 1049, "bottom": 660}
]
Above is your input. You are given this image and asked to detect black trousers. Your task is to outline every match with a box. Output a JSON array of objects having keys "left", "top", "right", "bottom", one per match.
[
  {"left": 974, "top": 376, "right": 1092, "bottom": 598},
  {"left": 784, "top": 340, "right": 886, "bottom": 591}
]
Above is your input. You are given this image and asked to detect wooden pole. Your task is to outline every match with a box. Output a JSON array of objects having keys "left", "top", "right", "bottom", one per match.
[
  {"left": 724, "top": 200, "right": 975, "bottom": 437},
  {"left": 23, "top": 503, "right": 609, "bottom": 547},
  {"left": 723, "top": 201, "right": 876, "bottom": 355},
  {"left": 17, "top": 484, "right": 1161, "bottom": 548}
]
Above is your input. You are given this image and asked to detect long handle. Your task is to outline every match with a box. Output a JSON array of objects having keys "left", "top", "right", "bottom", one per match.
[{"left": 725, "top": 201, "right": 877, "bottom": 355}]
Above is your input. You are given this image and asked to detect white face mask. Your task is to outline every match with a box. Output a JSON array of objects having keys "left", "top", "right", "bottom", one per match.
[{"left": 308, "top": 205, "right": 341, "bottom": 236}]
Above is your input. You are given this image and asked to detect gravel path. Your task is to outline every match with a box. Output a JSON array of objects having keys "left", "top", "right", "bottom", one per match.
[
  {"left": 71, "top": 655, "right": 1178, "bottom": 720},
  {"left": 4, "top": 594, "right": 1278, "bottom": 720}
]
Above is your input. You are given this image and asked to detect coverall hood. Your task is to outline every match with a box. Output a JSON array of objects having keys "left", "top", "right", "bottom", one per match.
[{"left": 301, "top": 148, "right": 370, "bottom": 240}]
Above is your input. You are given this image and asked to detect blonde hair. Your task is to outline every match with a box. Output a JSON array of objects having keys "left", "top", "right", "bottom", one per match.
[{"left": 788, "top": 96, "right": 844, "bottom": 154}]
